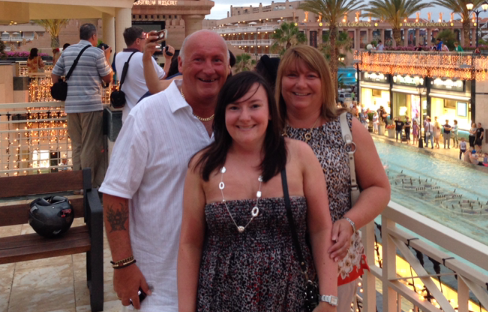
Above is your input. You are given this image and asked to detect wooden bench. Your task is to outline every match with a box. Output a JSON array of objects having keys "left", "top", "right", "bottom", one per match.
[{"left": 0, "top": 168, "right": 103, "bottom": 311}]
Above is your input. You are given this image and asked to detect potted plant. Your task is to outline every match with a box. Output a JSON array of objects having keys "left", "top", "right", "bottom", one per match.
[
  {"left": 367, "top": 112, "right": 374, "bottom": 132},
  {"left": 386, "top": 124, "right": 395, "bottom": 138}
]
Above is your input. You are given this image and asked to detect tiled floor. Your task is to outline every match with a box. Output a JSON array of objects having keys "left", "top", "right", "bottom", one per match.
[{"left": 0, "top": 218, "right": 123, "bottom": 312}]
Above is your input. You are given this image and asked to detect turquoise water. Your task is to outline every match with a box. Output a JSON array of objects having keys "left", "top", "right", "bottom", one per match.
[
  {"left": 338, "top": 67, "right": 356, "bottom": 85},
  {"left": 374, "top": 140, "right": 488, "bottom": 247}
]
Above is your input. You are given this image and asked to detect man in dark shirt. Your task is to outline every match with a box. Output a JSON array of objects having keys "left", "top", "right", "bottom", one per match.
[
  {"left": 443, "top": 120, "right": 452, "bottom": 149},
  {"left": 395, "top": 117, "right": 405, "bottom": 142},
  {"left": 404, "top": 116, "right": 411, "bottom": 144},
  {"left": 475, "top": 122, "right": 484, "bottom": 152}
]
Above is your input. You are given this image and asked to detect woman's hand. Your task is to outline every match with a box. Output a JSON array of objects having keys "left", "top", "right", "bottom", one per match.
[
  {"left": 313, "top": 302, "right": 337, "bottom": 312},
  {"left": 328, "top": 219, "right": 354, "bottom": 262}
]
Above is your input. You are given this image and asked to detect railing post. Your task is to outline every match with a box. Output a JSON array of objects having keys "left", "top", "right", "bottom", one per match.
[
  {"left": 361, "top": 221, "right": 376, "bottom": 311},
  {"left": 381, "top": 215, "right": 398, "bottom": 311},
  {"left": 457, "top": 276, "right": 469, "bottom": 312}
]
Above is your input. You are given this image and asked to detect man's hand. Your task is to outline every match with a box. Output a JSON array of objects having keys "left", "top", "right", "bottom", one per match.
[
  {"left": 328, "top": 219, "right": 354, "bottom": 262},
  {"left": 164, "top": 45, "right": 175, "bottom": 60},
  {"left": 103, "top": 46, "right": 112, "bottom": 61},
  {"left": 113, "top": 263, "right": 151, "bottom": 310},
  {"left": 144, "top": 31, "right": 161, "bottom": 59}
]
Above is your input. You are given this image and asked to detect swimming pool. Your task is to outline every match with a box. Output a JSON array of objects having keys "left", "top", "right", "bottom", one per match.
[{"left": 374, "top": 139, "right": 488, "bottom": 246}]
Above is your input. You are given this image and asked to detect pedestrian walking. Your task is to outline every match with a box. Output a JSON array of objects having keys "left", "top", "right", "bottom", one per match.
[
  {"left": 469, "top": 122, "right": 476, "bottom": 148},
  {"left": 452, "top": 120, "right": 459, "bottom": 148},
  {"left": 443, "top": 120, "right": 452, "bottom": 149},
  {"left": 412, "top": 120, "right": 419, "bottom": 146},
  {"left": 404, "top": 116, "right": 411, "bottom": 144},
  {"left": 459, "top": 138, "right": 467, "bottom": 160}
]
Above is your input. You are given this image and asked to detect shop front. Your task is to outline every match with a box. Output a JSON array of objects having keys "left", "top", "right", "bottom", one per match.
[
  {"left": 391, "top": 74, "right": 427, "bottom": 122},
  {"left": 359, "top": 72, "right": 391, "bottom": 113},
  {"left": 428, "top": 78, "right": 472, "bottom": 131}
]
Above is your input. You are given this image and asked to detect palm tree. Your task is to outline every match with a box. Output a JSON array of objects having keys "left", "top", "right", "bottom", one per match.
[
  {"left": 234, "top": 53, "right": 256, "bottom": 73},
  {"left": 270, "top": 22, "right": 307, "bottom": 55},
  {"left": 33, "top": 19, "right": 70, "bottom": 48},
  {"left": 364, "top": 0, "right": 432, "bottom": 47},
  {"left": 320, "top": 31, "right": 353, "bottom": 67},
  {"left": 298, "top": 0, "right": 366, "bottom": 96},
  {"left": 433, "top": 0, "right": 484, "bottom": 47}
]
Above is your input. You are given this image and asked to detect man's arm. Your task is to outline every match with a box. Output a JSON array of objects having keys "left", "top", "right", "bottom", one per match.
[
  {"left": 104, "top": 194, "right": 150, "bottom": 309},
  {"left": 51, "top": 74, "right": 61, "bottom": 84}
]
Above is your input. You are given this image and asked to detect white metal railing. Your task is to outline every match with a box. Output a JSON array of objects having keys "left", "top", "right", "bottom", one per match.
[
  {"left": 215, "top": 25, "right": 277, "bottom": 34},
  {"left": 361, "top": 202, "right": 488, "bottom": 312},
  {"left": 0, "top": 102, "right": 72, "bottom": 177},
  {"left": 228, "top": 39, "right": 274, "bottom": 46}
]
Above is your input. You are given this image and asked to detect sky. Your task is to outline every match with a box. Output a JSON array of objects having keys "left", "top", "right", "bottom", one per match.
[{"left": 205, "top": 0, "right": 467, "bottom": 21}]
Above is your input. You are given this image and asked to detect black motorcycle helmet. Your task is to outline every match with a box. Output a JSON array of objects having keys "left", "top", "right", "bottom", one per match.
[{"left": 29, "top": 196, "right": 74, "bottom": 238}]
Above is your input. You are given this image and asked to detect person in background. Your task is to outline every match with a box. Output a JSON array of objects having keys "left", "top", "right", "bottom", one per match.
[
  {"left": 469, "top": 122, "right": 477, "bottom": 148},
  {"left": 51, "top": 23, "right": 112, "bottom": 188},
  {"left": 52, "top": 48, "right": 61, "bottom": 67},
  {"left": 459, "top": 137, "right": 467, "bottom": 160},
  {"left": 395, "top": 117, "right": 404, "bottom": 142},
  {"left": 404, "top": 116, "right": 411, "bottom": 144},
  {"left": 62, "top": 43, "right": 70, "bottom": 50},
  {"left": 424, "top": 117, "right": 434, "bottom": 149},
  {"left": 373, "top": 111, "right": 379, "bottom": 133},
  {"left": 276, "top": 45, "right": 390, "bottom": 312},
  {"left": 443, "top": 120, "right": 452, "bottom": 149},
  {"left": 377, "top": 40, "right": 384, "bottom": 51},
  {"left": 475, "top": 122, "right": 484, "bottom": 153},
  {"left": 412, "top": 119, "right": 419, "bottom": 146},
  {"left": 114, "top": 26, "right": 174, "bottom": 122},
  {"left": 452, "top": 119, "right": 459, "bottom": 148},
  {"left": 454, "top": 42, "right": 464, "bottom": 52},
  {"left": 474, "top": 47, "right": 481, "bottom": 54},
  {"left": 27, "top": 48, "right": 45, "bottom": 73},
  {"left": 434, "top": 121, "right": 441, "bottom": 149},
  {"left": 441, "top": 43, "right": 449, "bottom": 51},
  {"left": 436, "top": 38, "right": 443, "bottom": 51},
  {"left": 254, "top": 54, "right": 280, "bottom": 94}
]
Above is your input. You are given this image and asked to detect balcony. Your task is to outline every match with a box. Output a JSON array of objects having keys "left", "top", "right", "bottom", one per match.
[
  {"left": 355, "top": 50, "right": 488, "bottom": 81},
  {"left": 228, "top": 39, "right": 274, "bottom": 46}
]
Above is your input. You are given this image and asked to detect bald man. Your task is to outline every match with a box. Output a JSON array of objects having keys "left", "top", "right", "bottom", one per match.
[{"left": 100, "top": 30, "right": 229, "bottom": 311}]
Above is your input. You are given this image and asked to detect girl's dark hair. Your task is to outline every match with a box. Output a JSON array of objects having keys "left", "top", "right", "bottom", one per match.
[
  {"left": 29, "top": 48, "right": 38, "bottom": 60},
  {"left": 165, "top": 56, "right": 179, "bottom": 78},
  {"left": 195, "top": 71, "right": 286, "bottom": 183}
]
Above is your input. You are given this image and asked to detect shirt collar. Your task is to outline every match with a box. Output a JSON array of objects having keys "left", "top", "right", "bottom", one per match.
[
  {"left": 167, "top": 79, "right": 188, "bottom": 114},
  {"left": 123, "top": 48, "right": 141, "bottom": 52},
  {"left": 78, "top": 40, "right": 92, "bottom": 46}
]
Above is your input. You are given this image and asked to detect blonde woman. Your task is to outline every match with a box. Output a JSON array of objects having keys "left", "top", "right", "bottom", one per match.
[{"left": 276, "top": 46, "right": 391, "bottom": 311}]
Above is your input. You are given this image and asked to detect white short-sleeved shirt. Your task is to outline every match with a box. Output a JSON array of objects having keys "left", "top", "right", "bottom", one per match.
[
  {"left": 99, "top": 80, "right": 214, "bottom": 311},
  {"left": 114, "top": 51, "right": 166, "bottom": 122}
]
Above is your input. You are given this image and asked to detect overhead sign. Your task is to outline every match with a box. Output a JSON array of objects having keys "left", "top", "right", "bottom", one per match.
[
  {"left": 402, "top": 22, "right": 450, "bottom": 27},
  {"left": 134, "top": 0, "right": 178, "bottom": 5},
  {"left": 431, "top": 78, "right": 465, "bottom": 92},
  {"left": 392, "top": 74, "right": 424, "bottom": 87},
  {"left": 362, "top": 72, "right": 389, "bottom": 84}
]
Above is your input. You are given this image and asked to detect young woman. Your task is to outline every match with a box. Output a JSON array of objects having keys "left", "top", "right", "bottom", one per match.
[
  {"left": 178, "top": 72, "right": 337, "bottom": 312},
  {"left": 276, "top": 45, "right": 390, "bottom": 312},
  {"left": 26, "top": 48, "right": 45, "bottom": 74}
]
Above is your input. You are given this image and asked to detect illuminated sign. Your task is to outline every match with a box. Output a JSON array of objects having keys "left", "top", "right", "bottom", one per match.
[
  {"left": 431, "top": 78, "right": 464, "bottom": 92},
  {"left": 134, "top": 0, "right": 177, "bottom": 5},
  {"left": 362, "top": 72, "right": 389, "bottom": 83},
  {"left": 392, "top": 74, "right": 424, "bottom": 87},
  {"left": 403, "top": 22, "right": 450, "bottom": 27},
  {"left": 338, "top": 22, "right": 372, "bottom": 27}
]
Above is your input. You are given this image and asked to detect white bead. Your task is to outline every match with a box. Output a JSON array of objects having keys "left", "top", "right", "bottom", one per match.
[
  {"left": 221, "top": 167, "right": 226, "bottom": 173},
  {"left": 258, "top": 176, "right": 263, "bottom": 182},
  {"left": 251, "top": 206, "right": 259, "bottom": 217},
  {"left": 219, "top": 182, "right": 225, "bottom": 190},
  {"left": 238, "top": 226, "right": 245, "bottom": 233},
  {"left": 256, "top": 191, "right": 262, "bottom": 198}
]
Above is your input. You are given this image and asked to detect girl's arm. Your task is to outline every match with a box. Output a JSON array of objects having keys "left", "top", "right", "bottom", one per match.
[
  {"left": 299, "top": 142, "right": 337, "bottom": 312},
  {"left": 178, "top": 161, "right": 207, "bottom": 312}
]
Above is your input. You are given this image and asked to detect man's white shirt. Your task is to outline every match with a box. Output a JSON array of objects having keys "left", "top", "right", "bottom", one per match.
[
  {"left": 114, "top": 51, "right": 165, "bottom": 122},
  {"left": 100, "top": 80, "right": 214, "bottom": 311}
]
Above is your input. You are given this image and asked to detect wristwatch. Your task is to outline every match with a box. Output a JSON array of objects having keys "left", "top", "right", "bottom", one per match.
[{"left": 319, "top": 294, "right": 338, "bottom": 306}]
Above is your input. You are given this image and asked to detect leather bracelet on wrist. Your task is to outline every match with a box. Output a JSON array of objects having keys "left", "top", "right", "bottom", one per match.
[{"left": 111, "top": 255, "right": 136, "bottom": 269}]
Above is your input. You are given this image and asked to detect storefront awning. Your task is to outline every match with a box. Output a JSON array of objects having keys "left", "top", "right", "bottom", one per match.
[
  {"left": 429, "top": 93, "right": 471, "bottom": 101},
  {"left": 360, "top": 83, "right": 389, "bottom": 91}
]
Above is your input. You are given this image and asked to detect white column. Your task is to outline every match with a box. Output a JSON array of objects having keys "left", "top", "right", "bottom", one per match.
[
  {"left": 115, "top": 8, "right": 132, "bottom": 53},
  {"left": 102, "top": 13, "right": 115, "bottom": 63},
  {"left": 182, "top": 14, "right": 205, "bottom": 37}
]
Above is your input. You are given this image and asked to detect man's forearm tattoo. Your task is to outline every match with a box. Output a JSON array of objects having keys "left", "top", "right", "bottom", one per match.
[{"left": 106, "top": 203, "right": 129, "bottom": 232}]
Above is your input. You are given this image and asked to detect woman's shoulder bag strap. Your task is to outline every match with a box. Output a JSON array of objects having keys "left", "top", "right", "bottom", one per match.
[{"left": 339, "top": 112, "right": 360, "bottom": 206}]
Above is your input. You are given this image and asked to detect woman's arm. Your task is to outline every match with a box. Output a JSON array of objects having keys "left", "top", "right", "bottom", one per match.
[
  {"left": 329, "top": 117, "right": 391, "bottom": 262},
  {"left": 299, "top": 142, "right": 337, "bottom": 311},
  {"left": 178, "top": 162, "right": 207, "bottom": 312}
]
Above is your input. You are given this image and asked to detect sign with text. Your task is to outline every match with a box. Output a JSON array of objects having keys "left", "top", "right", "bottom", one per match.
[
  {"left": 430, "top": 78, "right": 465, "bottom": 92},
  {"left": 392, "top": 74, "right": 424, "bottom": 87},
  {"left": 362, "top": 72, "right": 389, "bottom": 84},
  {"left": 134, "top": 0, "right": 178, "bottom": 5}
]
